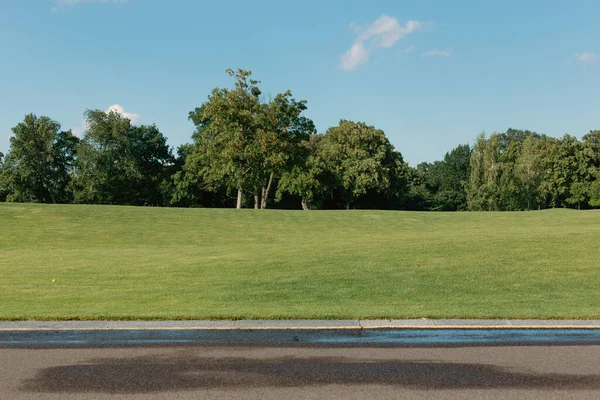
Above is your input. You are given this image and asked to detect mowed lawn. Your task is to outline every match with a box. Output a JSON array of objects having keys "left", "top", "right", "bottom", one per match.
[{"left": 1, "top": 203, "right": 599, "bottom": 320}]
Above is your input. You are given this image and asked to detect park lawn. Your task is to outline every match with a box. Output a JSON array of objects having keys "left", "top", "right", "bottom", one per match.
[{"left": 0, "top": 203, "right": 599, "bottom": 320}]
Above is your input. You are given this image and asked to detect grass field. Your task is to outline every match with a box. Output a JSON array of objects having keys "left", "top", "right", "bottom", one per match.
[{"left": 1, "top": 203, "right": 599, "bottom": 320}]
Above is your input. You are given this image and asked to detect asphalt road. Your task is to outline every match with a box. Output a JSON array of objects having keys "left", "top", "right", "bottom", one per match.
[{"left": 2, "top": 344, "right": 600, "bottom": 399}]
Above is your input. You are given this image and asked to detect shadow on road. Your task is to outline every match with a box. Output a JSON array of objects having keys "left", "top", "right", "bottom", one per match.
[{"left": 21, "top": 354, "right": 600, "bottom": 393}]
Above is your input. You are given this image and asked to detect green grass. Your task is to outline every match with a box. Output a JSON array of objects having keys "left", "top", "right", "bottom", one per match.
[{"left": 1, "top": 203, "right": 599, "bottom": 320}]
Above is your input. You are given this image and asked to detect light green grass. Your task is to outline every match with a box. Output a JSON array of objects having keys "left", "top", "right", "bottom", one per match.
[{"left": 1, "top": 203, "right": 599, "bottom": 320}]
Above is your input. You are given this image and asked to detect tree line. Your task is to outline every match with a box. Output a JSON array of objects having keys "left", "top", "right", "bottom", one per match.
[{"left": 1, "top": 69, "right": 599, "bottom": 211}]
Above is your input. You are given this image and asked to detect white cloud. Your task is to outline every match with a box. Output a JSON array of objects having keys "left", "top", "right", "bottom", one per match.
[
  {"left": 339, "top": 15, "right": 425, "bottom": 71},
  {"left": 358, "top": 16, "right": 422, "bottom": 48},
  {"left": 339, "top": 42, "right": 370, "bottom": 71},
  {"left": 576, "top": 53, "right": 598, "bottom": 62},
  {"left": 106, "top": 104, "right": 140, "bottom": 123},
  {"left": 423, "top": 49, "right": 451, "bottom": 57}
]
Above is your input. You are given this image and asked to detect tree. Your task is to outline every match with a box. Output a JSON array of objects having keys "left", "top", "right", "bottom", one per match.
[
  {"left": 256, "top": 91, "right": 315, "bottom": 209},
  {"left": 320, "top": 120, "right": 403, "bottom": 209},
  {"left": 2, "top": 114, "right": 78, "bottom": 203},
  {"left": 514, "top": 136, "right": 545, "bottom": 210},
  {"left": 468, "top": 129, "right": 550, "bottom": 211},
  {"left": 73, "top": 109, "right": 173, "bottom": 205},
  {"left": 187, "top": 69, "right": 263, "bottom": 209},
  {"left": 423, "top": 144, "right": 471, "bottom": 211},
  {"left": 402, "top": 166, "right": 430, "bottom": 210},
  {"left": 468, "top": 133, "right": 501, "bottom": 210},
  {"left": 567, "top": 182, "right": 588, "bottom": 210},
  {"left": 276, "top": 134, "right": 329, "bottom": 210},
  {"left": 186, "top": 68, "right": 315, "bottom": 209},
  {"left": 589, "top": 180, "right": 600, "bottom": 208},
  {"left": 542, "top": 135, "right": 583, "bottom": 208}
]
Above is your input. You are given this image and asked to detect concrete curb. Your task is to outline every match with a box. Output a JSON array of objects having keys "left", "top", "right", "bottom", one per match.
[{"left": 1, "top": 319, "right": 600, "bottom": 331}]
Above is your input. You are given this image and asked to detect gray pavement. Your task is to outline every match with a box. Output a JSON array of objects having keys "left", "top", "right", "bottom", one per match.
[
  {"left": 2, "top": 345, "right": 600, "bottom": 399},
  {"left": 2, "top": 319, "right": 600, "bottom": 330}
]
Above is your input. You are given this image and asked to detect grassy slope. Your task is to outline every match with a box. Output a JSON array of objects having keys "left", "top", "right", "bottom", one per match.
[{"left": 1, "top": 203, "right": 599, "bottom": 320}]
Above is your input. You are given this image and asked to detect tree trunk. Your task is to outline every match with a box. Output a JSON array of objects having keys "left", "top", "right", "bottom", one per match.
[
  {"left": 301, "top": 198, "right": 309, "bottom": 211},
  {"left": 261, "top": 172, "right": 274, "bottom": 209},
  {"left": 346, "top": 202, "right": 350, "bottom": 210},
  {"left": 254, "top": 193, "right": 259, "bottom": 209},
  {"left": 236, "top": 189, "right": 242, "bottom": 209}
]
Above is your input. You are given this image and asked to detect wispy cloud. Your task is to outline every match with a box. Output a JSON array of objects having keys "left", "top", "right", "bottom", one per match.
[
  {"left": 106, "top": 104, "right": 140, "bottom": 123},
  {"left": 423, "top": 48, "right": 451, "bottom": 57},
  {"left": 403, "top": 45, "right": 418, "bottom": 54},
  {"left": 339, "top": 42, "right": 370, "bottom": 71},
  {"left": 576, "top": 53, "right": 598, "bottom": 63},
  {"left": 339, "top": 15, "right": 426, "bottom": 71},
  {"left": 52, "top": 0, "right": 127, "bottom": 11}
]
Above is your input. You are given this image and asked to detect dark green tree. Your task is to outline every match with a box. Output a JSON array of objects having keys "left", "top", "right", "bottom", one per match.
[
  {"left": 320, "top": 120, "right": 406, "bottom": 209},
  {"left": 73, "top": 109, "right": 173, "bottom": 205},
  {"left": 2, "top": 114, "right": 78, "bottom": 203},
  {"left": 589, "top": 180, "right": 600, "bottom": 208},
  {"left": 256, "top": 91, "right": 315, "bottom": 209},
  {"left": 186, "top": 69, "right": 263, "bottom": 209},
  {"left": 276, "top": 134, "right": 330, "bottom": 210},
  {"left": 422, "top": 144, "right": 471, "bottom": 211},
  {"left": 185, "top": 69, "right": 315, "bottom": 209}
]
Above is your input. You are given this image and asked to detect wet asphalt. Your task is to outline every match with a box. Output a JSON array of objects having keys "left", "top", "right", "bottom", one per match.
[
  {"left": 0, "top": 329, "right": 599, "bottom": 399},
  {"left": 2, "top": 328, "right": 600, "bottom": 347}
]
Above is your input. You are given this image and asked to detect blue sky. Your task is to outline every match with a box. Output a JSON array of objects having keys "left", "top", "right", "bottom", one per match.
[{"left": 1, "top": 0, "right": 599, "bottom": 165}]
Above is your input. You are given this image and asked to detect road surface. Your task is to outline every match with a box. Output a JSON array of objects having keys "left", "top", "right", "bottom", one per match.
[{"left": 2, "top": 342, "right": 600, "bottom": 399}]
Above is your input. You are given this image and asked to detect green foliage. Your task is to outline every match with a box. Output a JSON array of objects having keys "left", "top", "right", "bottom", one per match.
[
  {"left": 72, "top": 109, "right": 173, "bottom": 205},
  {"left": 2, "top": 114, "right": 78, "bottom": 203},
  {"left": 276, "top": 134, "right": 329, "bottom": 209},
  {"left": 589, "top": 180, "right": 600, "bottom": 208},
  {"left": 465, "top": 129, "right": 600, "bottom": 211},
  {"left": 182, "top": 69, "right": 315, "bottom": 209},
  {"left": 566, "top": 182, "right": 588, "bottom": 210},
  {"left": 421, "top": 144, "right": 471, "bottom": 211},
  {"left": 3, "top": 72, "right": 598, "bottom": 212},
  {"left": 320, "top": 120, "right": 405, "bottom": 209},
  {"left": 183, "top": 69, "right": 264, "bottom": 208}
]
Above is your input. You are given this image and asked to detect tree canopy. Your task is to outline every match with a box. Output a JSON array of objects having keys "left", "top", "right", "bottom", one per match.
[{"left": 2, "top": 71, "right": 599, "bottom": 211}]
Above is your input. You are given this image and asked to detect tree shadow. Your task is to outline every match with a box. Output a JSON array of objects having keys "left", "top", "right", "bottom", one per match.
[{"left": 22, "top": 355, "right": 600, "bottom": 394}]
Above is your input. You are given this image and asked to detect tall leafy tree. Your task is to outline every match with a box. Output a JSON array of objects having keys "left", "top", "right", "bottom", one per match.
[
  {"left": 185, "top": 69, "right": 315, "bottom": 209},
  {"left": 73, "top": 109, "right": 173, "bottom": 205},
  {"left": 2, "top": 114, "right": 78, "bottom": 203},
  {"left": 468, "top": 133, "right": 501, "bottom": 210},
  {"left": 567, "top": 182, "right": 588, "bottom": 210},
  {"left": 468, "top": 129, "right": 548, "bottom": 210},
  {"left": 423, "top": 144, "right": 471, "bottom": 211},
  {"left": 256, "top": 91, "right": 315, "bottom": 209},
  {"left": 514, "top": 136, "right": 545, "bottom": 210},
  {"left": 276, "top": 133, "right": 330, "bottom": 210},
  {"left": 187, "top": 69, "right": 263, "bottom": 209},
  {"left": 320, "top": 120, "right": 405, "bottom": 209},
  {"left": 589, "top": 180, "right": 600, "bottom": 208},
  {"left": 544, "top": 135, "right": 584, "bottom": 208}
]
